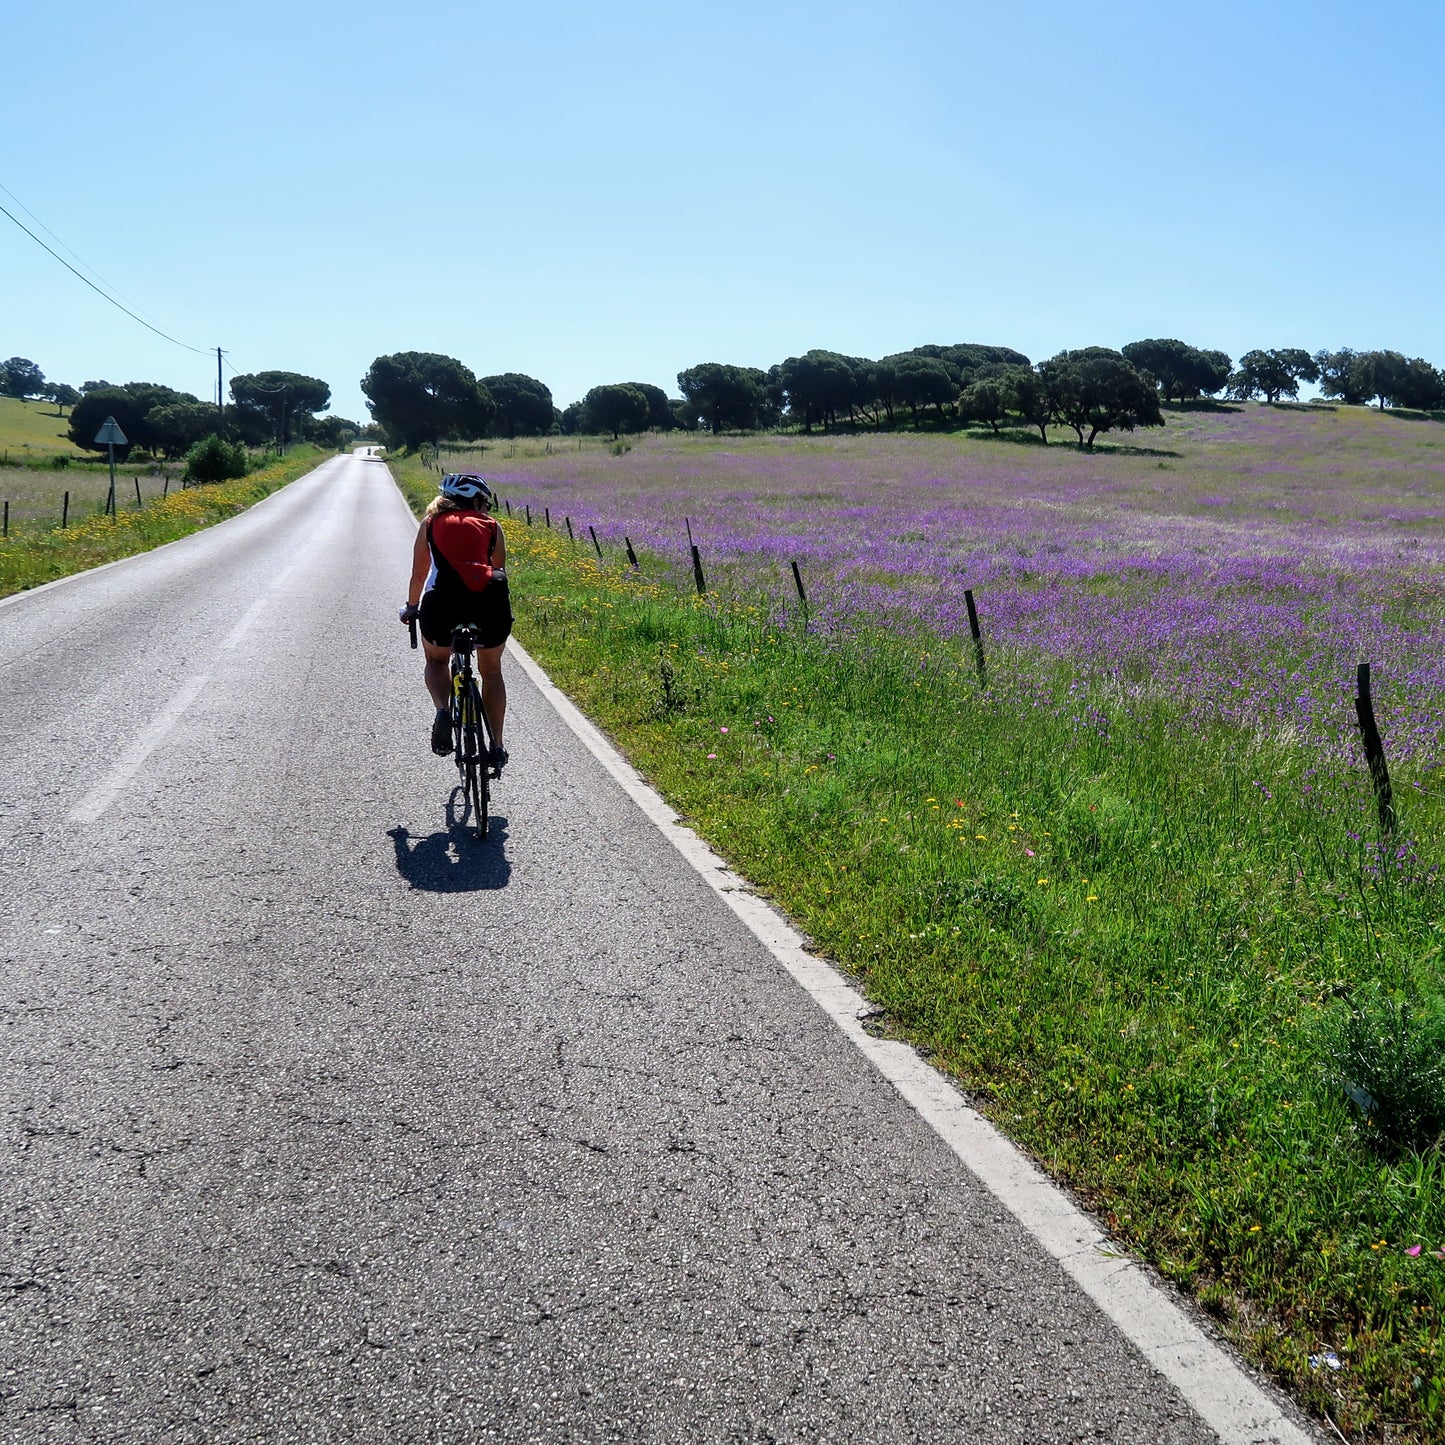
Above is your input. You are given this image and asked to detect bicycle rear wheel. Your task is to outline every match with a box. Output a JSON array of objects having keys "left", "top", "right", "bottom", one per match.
[{"left": 459, "top": 679, "right": 488, "bottom": 837}]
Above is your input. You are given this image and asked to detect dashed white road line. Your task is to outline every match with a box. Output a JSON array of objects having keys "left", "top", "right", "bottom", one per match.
[
  {"left": 68, "top": 673, "right": 211, "bottom": 826},
  {"left": 505, "top": 634, "right": 1321, "bottom": 1445},
  {"left": 57, "top": 460, "right": 364, "bottom": 826}
]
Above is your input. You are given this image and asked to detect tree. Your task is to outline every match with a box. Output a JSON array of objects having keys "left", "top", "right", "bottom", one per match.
[
  {"left": 1394, "top": 358, "right": 1445, "bottom": 412},
  {"left": 1349, "top": 351, "right": 1411, "bottom": 410},
  {"left": 0, "top": 357, "right": 45, "bottom": 399},
  {"left": 310, "top": 415, "right": 362, "bottom": 449},
  {"left": 957, "top": 377, "right": 1011, "bottom": 433},
  {"left": 669, "top": 397, "right": 701, "bottom": 432},
  {"left": 676, "top": 362, "right": 766, "bottom": 433},
  {"left": 1314, "top": 348, "right": 1372, "bottom": 406},
  {"left": 622, "top": 382, "right": 676, "bottom": 431},
  {"left": 890, "top": 355, "right": 955, "bottom": 422},
  {"left": 1196, "top": 349, "right": 1233, "bottom": 398},
  {"left": 481, "top": 373, "right": 554, "bottom": 437},
  {"left": 230, "top": 371, "right": 331, "bottom": 447},
  {"left": 67, "top": 382, "right": 198, "bottom": 456},
  {"left": 1039, "top": 349, "right": 1164, "bottom": 448},
  {"left": 777, "top": 351, "right": 860, "bottom": 431},
  {"left": 911, "top": 343, "right": 1030, "bottom": 392},
  {"left": 1227, "top": 348, "right": 1319, "bottom": 404},
  {"left": 583, "top": 383, "right": 652, "bottom": 439},
  {"left": 148, "top": 401, "right": 219, "bottom": 459},
  {"left": 45, "top": 383, "right": 81, "bottom": 416},
  {"left": 360, "top": 352, "right": 495, "bottom": 450},
  {"left": 1005, "top": 368, "right": 1053, "bottom": 442},
  {"left": 1121, "top": 339, "right": 1232, "bottom": 404}
]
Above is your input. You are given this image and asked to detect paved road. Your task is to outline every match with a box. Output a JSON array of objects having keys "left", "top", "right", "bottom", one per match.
[{"left": 1, "top": 455, "right": 1273, "bottom": 1442}]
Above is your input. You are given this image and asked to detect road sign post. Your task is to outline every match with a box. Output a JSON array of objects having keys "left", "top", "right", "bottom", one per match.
[{"left": 94, "top": 416, "right": 127, "bottom": 519}]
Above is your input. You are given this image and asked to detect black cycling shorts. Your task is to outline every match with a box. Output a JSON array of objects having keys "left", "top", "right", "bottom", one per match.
[{"left": 418, "top": 579, "right": 513, "bottom": 650}]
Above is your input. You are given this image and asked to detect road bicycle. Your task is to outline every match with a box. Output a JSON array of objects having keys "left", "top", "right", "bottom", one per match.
[{"left": 410, "top": 618, "right": 497, "bottom": 838}]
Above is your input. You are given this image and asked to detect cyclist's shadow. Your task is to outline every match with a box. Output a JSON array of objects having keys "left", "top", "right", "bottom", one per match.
[{"left": 387, "top": 812, "right": 511, "bottom": 892}]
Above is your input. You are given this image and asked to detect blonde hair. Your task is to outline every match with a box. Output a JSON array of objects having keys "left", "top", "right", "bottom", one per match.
[{"left": 425, "top": 493, "right": 479, "bottom": 521}]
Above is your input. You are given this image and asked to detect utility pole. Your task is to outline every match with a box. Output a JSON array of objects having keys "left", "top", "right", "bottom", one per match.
[{"left": 216, "top": 347, "right": 224, "bottom": 431}]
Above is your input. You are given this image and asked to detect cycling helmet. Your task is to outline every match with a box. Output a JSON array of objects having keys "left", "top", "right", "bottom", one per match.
[{"left": 439, "top": 472, "right": 496, "bottom": 507}]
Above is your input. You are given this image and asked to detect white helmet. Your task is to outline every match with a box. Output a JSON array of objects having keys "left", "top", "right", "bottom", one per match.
[{"left": 439, "top": 472, "right": 496, "bottom": 507}]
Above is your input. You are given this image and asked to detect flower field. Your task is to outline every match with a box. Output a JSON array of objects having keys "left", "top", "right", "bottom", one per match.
[{"left": 467, "top": 403, "right": 1445, "bottom": 767}]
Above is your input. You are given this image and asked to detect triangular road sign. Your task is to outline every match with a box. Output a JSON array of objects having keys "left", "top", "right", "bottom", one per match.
[{"left": 94, "top": 416, "right": 128, "bottom": 446}]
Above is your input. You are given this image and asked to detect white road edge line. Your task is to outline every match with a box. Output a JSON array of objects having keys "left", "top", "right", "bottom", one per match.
[
  {"left": 504, "top": 634, "right": 1320, "bottom": 1445},
  {"left": 68, "top": 673, "right": 210, "bottom": 826}
]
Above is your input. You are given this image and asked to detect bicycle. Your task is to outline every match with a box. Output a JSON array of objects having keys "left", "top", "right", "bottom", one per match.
[{"left": 409, "top": 618, "right": 497, "bottom": 838}]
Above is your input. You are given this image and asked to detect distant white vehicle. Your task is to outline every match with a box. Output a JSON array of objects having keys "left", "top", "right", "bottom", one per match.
[{"left": 353, "top": 444, "right": 387, "bottom": 460}]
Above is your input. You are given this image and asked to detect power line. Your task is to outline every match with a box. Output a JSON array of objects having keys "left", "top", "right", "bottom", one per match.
[
  {"left": 0, "top": 181, "right": 171, "bottom": 333},
  {"left": 0, "top": 196, "right": 212, "bottom": 355}
]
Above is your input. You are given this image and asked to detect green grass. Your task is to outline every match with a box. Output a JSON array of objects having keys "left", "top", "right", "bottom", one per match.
[
  {"left": 394, "top": 447, "right": 1445, "bottom": 1441},
  {"left": 0, "top": 395, "right": 89, "bottom": 461},
  {"left": 0, "top": 446, "right": 327, "bottom": 598},
  {"left": 0, "top": 461, "right": 185, "bottom": 529}
]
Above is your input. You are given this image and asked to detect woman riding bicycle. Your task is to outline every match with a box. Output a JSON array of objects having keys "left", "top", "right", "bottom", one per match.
[{"left": 400, "top": 472, "right": 512, "bottom": 769}]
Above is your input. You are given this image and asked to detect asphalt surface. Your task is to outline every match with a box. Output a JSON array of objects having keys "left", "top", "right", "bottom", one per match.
[{"left": 1, "top": 454, "right": 1240, "bottom": 1442}]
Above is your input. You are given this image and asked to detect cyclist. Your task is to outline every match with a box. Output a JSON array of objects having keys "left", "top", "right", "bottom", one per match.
[{"left": 399, "top": 472, "right": 512, "bottom": 769}]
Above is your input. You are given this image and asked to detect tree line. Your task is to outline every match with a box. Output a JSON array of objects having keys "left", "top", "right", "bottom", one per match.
[
  {"left": 10, "top": 334, "right": 1442, "bottom": 467},
  {"left": 358, "top": 338, "right": 1445, "bottom": 456},
  {"left": 0, "top": 356, "right": 371, "bottom": 461}
]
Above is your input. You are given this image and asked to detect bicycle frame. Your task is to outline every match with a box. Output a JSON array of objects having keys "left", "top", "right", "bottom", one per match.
[{"left": 449, "top": 625, "right": 494, "bottom": 835}]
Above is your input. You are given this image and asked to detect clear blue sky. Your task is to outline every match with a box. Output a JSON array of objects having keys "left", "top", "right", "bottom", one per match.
[{"left": 4, "top": 0, "right": 1442, "bottom": 423}]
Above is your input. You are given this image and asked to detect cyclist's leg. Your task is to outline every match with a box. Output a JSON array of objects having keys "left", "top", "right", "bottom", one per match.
[
  {"left": 417, "top": 592, "right": 457, "bottom": 755},
  {"left": 421, "top": 639, "right": 450, "bottom": 709},
  {"left": 476, "top": 643, "right": 507, "bottom": 751}
]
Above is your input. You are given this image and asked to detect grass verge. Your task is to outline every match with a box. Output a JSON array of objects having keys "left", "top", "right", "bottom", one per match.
[
  {"left": 393, "top": 451, "right": 1445, "bottom": 1442},
  {"left": 0, "top": 446, "right": 328, "bottom": 599}
]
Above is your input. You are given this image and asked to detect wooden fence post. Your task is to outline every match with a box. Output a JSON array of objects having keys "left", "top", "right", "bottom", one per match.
[
  {"left": 589, "top": 524, "right": 603, "bottom": 559},
  {"left": 134, "top": 478, "right": 143, "bottom": 509},
  {"left": 691, "top": 543, "right": 707, "bottom": 595},
  {"left": 625, "top": 536, "right": 639, "bottom": 569},
  {"left": 62, "top": 490, "right": 69, "bottom": 528},
  {"left": 525, "top": 505, "right": 532, "bottom": 526},
  {"left": 1355, "top": 663, "right": 1397, "bottom": 835},
  {"left": 964, "top": 588, "right": 987, "bottom": 688},
  {"left": 565, "top": 516, "right": 575, "bottom": 543}
]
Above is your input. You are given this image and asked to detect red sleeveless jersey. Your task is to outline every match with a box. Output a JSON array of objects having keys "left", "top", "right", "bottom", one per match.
[{"left": 428, "top": 512, "right": 499, "bottom": 592}]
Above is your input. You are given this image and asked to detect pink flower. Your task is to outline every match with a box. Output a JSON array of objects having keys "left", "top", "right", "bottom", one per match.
[
  {"left": 706, "top": 752, "right": 717, "bottom": 759},
  {"left": 1407, "top": 1245, "right": 1424, "bottom": 1257},
  {"left": 1024, "top": 849, "right": 1035, "bottom": 857},
  {"left": 720, "top": 726, "right": 729, "bottom": 733}
]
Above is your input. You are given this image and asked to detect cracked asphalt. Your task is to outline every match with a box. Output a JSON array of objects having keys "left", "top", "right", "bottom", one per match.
[{"left": 1, "top": 454, "right": 1234, "bottom": 1442}]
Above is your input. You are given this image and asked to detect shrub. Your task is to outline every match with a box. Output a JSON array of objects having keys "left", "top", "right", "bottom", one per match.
[
  {"left": 1322, "top": 985, "right": 1445, "bottom": 1153},
  {"left": 184, "top": 434, "right": 248, "bottom": 484},
  {"left": 50, "top": 454, "right": 70, "bottom": 470}
]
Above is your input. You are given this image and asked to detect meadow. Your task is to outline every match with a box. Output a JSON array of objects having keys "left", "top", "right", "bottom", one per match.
[
  {"left": 403, "top": 404, "right": 1445, "bottom": 1442},
  {"left": 0, "top": 394, "right": 88, "bottom": 462},
  {"left": 0, "top": 395, "right": 187, "bottom": 529}
]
